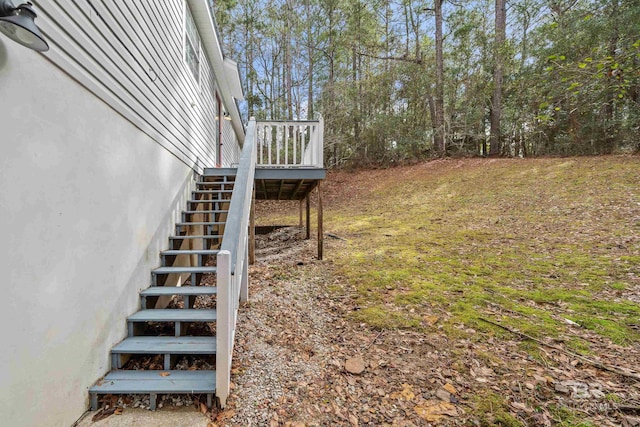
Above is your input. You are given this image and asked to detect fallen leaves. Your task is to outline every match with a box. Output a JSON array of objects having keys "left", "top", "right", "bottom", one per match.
[
  {"left": 91, "top": 406, "right": 121, "bottom": 422},
  {"left": 344, "top": 356, "right": 365, "bottom": 375},
  {"left": 390, "top": 383, "right": 416, "bottom": 401},
  {"left": 470, "top": 366, "right": 495, "bottom": 383},
  {"left": 230, "top": 163, "right": 640, "bottom": 427},
  {"left": 414, "top": 401, "right": 458, "bottom": 422},
  {"left": 443, "top": 383, "right": 457, "bottom": 395}
]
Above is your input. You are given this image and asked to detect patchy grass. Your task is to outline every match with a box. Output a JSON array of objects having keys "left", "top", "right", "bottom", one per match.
[
  {"left": 323, "top": 157, "right": 640, "bottom": 348},
  {"left": 255, "top": 156, "right": 640, "bottom": 425}
]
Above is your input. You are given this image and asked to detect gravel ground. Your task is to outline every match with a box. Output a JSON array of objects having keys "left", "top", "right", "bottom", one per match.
[{"left": 226, "top": 227, "right": 338, "bottom": 426}]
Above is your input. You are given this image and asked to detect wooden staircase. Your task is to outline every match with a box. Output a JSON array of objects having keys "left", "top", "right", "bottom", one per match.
[
  {"left": 89, "top": 172, "right": 237, "bottom": 411},
  {"left": 87, "top": 117, "right": 323, "bottom": 412}
]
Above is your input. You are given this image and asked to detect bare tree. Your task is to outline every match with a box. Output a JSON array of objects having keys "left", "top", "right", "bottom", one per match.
[
  {"left": 434, "top": 0, "right": 446, "bottom": 155},
  {"left": 489, "top": 0, "right": 506, "bottom": 156}
]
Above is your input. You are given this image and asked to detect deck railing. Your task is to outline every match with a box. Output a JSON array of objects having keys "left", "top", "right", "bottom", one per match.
[
  {"left": 256, "top": 117, "right": 324, "bottom": 168},
  {"left": 216, "top": 118, "right": 256, "bottom": 408}
]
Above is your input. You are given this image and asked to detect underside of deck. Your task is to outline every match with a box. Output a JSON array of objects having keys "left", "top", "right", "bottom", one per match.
[
  {"left": 203, "top": 166, "right": 325, "bottom": 260},
  {"left": 254, "top": 168, "right": 326, "bottom": 200},
  {"left": 204, "top": 167, "right": 326, "bottom": 201}
]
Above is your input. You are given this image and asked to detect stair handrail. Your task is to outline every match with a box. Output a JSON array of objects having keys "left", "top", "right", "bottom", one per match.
[
  {"left": 216, "top": 117, "right": 256, "bottom": 408},
  {"left": 219, "top": 117, "right": 256, "bottom": 264}
]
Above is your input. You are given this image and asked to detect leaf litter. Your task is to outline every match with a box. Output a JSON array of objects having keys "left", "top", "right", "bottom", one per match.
[
  {"left": 97, "top": 157, "right": 639, "bottom": 426},
  {"left": 213, "top": 157, "right": 640, "bottom": 426}
]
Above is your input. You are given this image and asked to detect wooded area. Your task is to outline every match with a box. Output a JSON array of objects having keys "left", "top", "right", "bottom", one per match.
[{"left": 213, "top": 0, "right": 639, "bottom": 166}]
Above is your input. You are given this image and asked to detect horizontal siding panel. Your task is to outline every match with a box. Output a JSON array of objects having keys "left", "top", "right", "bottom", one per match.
[
  {"left": 31, "top": 0, "right": 231, "bottom": 171},
  {"left": 93, "top": 0, "right": 213, "bottom": 159},
  {"left": 36, "top": 9, "right": 200, "bottom": 167},
  {"left": 222, "top": 119, "right": 240, "bottom": 167}
]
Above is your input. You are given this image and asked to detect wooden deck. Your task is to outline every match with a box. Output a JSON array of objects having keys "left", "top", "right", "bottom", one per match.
[{"left": 255, "top": 167, "right": 326, "bottom": 200}]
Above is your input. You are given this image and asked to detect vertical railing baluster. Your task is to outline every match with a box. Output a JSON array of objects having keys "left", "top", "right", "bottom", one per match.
[
  {"left": 285, "top": 124, "right": 289, "bottom": 166},
  {"left": 267, "top": 125, "right": 272, "bottom": 165},
  {"left": 293, "top": 125, "right": 297, "bottom": 165}
]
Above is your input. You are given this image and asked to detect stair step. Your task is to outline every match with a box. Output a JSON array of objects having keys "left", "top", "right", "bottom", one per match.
[
  {"left": 128, "top": 309, "right": 216, "bottom": 323},
  {"left": 89, "top": 370, "right": 215, "bottom": 410},
  {"left": 152, "top": 266, "right": 217, "bottom": 275},
  {"left": 188, "top": 199, "right": 230, "bottom": 203},
  {"left": 176, "top": 222, "right": 226, "bottom": 226},
  {"left": 161, "top": 249, "right": 220, "bottom": 256},
  {"left": 193, "top": 190, "right": 234, "bottom": 194},
  {"left": 140, "top": 286, "right": 216, "bottom": 297},
  {"left": 112, "top": 336, "right": 216, "bottom": 355},
  {"left": 196, "top": 181, "right": 235, "bottom": 187},
  {"left": 182, "top": 210, "right": 228, "bottom": 215},
  {"left": 160, "top": 250, "right": 219, "bottom": 267},
  {"left": 169, "top": 235, "right": 222, "bottom": 240},
  {"left": 202, "top": 168, "right": 237, "bottom": 176}
]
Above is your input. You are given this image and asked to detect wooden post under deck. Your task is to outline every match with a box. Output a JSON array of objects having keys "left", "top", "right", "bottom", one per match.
[
  {"left": 299, "top": 199, "right": 303, "bottom": 228},
  {"left": 249, "top": 189, "right": 255, "bottom": 264},
  {"left": 317, "top": 182, "right": 323, "bottom": 260},
  {"left": 305, "top": 192, "right": 311, "bottom": 240}
]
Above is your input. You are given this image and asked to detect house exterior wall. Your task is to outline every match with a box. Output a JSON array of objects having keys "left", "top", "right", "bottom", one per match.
[
  {"left": 223, "top": 116, "right": 242, "bottom": 166},
  {"left": 0, "top": 40, "right": 195, "bottom": 425},
  {"left": 0, "top": 1, "right": 242, "bottom": 425},
  {"left": 30, "top": 0, "right": 225, "bottom": 170}
]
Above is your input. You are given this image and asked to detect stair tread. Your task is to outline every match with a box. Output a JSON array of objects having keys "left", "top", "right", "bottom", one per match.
[
  {"left": 196, "top": 184, "right": 234, "bottom": 188},
  {"left": 153, "top": 266, "right": 217, "bottom": 274},
  {"left": 161, "top": 249, "right": 220, "bottom": 256},
  {"left": 187, "top": 202, "right": 229, "bottom": 207},
  {"left": 140, "top": 286, "right": 217, "bottom": 296},
  {"left": 193, "top": 190, "right": 234, "bottom": 193},
  {"left": 89, "top": 370, "right": 215, "bottom": 394},
  {"left": 202, "top": 168, "right": 237, "bottom": 176},
  {"left": 183, "top": 210, "right": 228, "bottom": 214},
  {"left": 169, "top": 235, "right": 222, "bottom": 239},
  {"left": 176, "top": 222, "right": 225, "bottom": 226},
  {"left": 128, "top": 309, "right": 216, "bottom": 322},
  {"left": 197, "top": 180, "right": 234, "bottom": 184},
  {"left": 112, "top": 336, "right": 216, "bottom": 354}
]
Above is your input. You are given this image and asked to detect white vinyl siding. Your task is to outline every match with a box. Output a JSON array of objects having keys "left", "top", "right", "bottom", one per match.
[
  {"left": 222, "top": 116, "right": 240, "bottom": 166},
  {"left": 31, "top": 0, "right": 223, "bottom": 171},
  {"left": 184, "top": 3, "right": 201, "bottom": 84}
]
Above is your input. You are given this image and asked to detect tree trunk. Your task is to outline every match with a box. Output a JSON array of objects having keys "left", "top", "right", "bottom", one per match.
[
  {"left": 434, "top": 0, "right": 445, "bottom": 156},
  {"left": 489, "top": 0, "right": 506, "bottom": 156},
  {"left": 285, "top": 0, "right": 294, "bottom": 120},
  {"left": 306, "top": 0, "right": 314, "bottom": 119},
  {"left": 601, "top": 0, "right": 619, "bottom": 154}
]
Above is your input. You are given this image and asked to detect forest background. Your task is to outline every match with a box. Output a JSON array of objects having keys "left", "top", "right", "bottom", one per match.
[{"left": 212, "top": 0, "right": 639, "bottom": 167}]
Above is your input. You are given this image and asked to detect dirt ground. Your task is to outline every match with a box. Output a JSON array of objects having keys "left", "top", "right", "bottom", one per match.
[
  {"left": 212, "top": 160, "right": 640, "bottom": 427},
  {"left": 211, "top": 230, "right": 638, "bottom": 427}
]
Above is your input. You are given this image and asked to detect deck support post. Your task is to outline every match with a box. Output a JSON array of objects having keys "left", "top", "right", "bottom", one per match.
[
  {"left": 305, "top": 193, "right": 311, "bottom": 240},
  {"left": 299, "top": 199, "right": 303, "bottom": 228},
  {"left": 249, "top": 189, "right": 255, "bottom": 265},
  {"left": 317, "top": 182, "right": 323, "bottom": 260},
  {"left": 216, "top": 250, "right": 232, "bottom": 408}
]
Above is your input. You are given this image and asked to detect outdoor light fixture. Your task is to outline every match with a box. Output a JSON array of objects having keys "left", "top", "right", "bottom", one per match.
[
  {"left": 0, "top": 0, "right": 48, "bottom": 52},
  {"left": 223, "top": 112, "right": 232, "bottom": 121}
]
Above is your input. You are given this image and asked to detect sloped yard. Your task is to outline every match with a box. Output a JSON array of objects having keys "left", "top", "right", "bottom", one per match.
[{"left": 217, "top": 156, "right": 640, "bottom": 427}]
